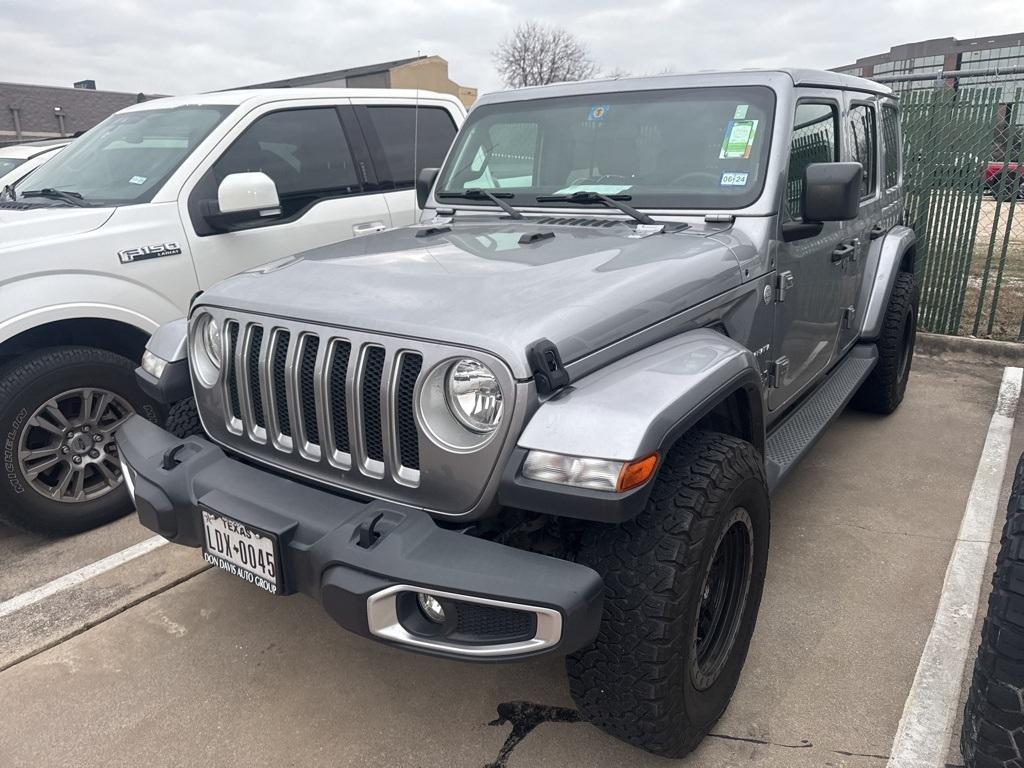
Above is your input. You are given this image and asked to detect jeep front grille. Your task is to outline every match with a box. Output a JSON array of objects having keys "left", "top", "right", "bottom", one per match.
[
  {"left": 192, "top": 308, "right": 519, "bottom": 516},
  {"left": 221, "top": 319, "right": 425, "bottom": 482}
]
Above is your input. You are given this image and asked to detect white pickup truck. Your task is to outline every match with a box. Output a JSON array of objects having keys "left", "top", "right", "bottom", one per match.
[{"left": 0, "top": 87, "right": 466, "bottom": 534}]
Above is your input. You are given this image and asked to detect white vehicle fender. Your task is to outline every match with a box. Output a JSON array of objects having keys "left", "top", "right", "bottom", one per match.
[{"left": 0, "top": 272, "right": 183, "bottom": 347}]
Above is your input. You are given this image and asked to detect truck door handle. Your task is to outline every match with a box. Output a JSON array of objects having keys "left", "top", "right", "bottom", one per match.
[
  {"left": 353, "top": 221, "right": 387, "bottom": 236},
  {"left": 869, "top": 223, "right": 889, "bottom": 240},
  {"left": 831, "top": 242, "right": 855, "bottom": 263}
]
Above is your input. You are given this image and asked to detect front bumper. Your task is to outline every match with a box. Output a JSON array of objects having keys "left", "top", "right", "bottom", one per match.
[{"left": 116, "top": 416, "right": 604, "bottom": 661}]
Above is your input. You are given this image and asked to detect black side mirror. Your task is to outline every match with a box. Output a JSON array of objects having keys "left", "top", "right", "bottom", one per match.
[
  {"left": 417, "top": 167, "right": 439, "bottom": 209},
  {"left": 803, "top": 162, "right": 862, "bottom": 222}
]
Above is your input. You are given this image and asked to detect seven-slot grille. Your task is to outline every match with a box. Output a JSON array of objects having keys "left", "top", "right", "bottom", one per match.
[{"left": 221, "top": 319, "right": 424, "bottom": 482}]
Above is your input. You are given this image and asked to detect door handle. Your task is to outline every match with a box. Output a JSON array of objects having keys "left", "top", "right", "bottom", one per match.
[
  {"left": 353, "top": 221, "right": 387, "bottom": 236},
  {"left": 869, "top": 223, "right": 889, "bottom": 240},
  {"left": 831, "top": 242, "right": 855, "bottom": 263}
]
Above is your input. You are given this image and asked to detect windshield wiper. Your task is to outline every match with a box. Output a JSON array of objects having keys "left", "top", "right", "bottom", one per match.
[
  {"left": 535, "top": 191, "right": 657, "bottom": 226},
  {"left": 20, "top": 188, "right": 86, "bottom": 207},
  {"left": 436, "top": 189, "right": 524, "bottom": 220}
]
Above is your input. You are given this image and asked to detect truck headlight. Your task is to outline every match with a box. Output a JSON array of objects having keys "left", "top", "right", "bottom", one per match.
[
  {"left": 191, "top": 313, "right": 222, "bottom": 388},
  {"left": 522, "top": 451, "right": 659, "bottom": 493},
  {"left": 445, "top": 358, "right": 503, "bottom": 433}
]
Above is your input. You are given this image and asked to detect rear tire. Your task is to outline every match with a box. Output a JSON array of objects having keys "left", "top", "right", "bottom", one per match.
[
  {"left": 0, "top": 347, "right": 161, "bottom": 535},
  {"left": 961, "top": 454, "right": 1024, "bottom": 768},
  {"left": 566, "top": 430, "right": 770, "bottom": 758},
  {"left": 852, "top": 271, "right": 917, "bottom": 414}
]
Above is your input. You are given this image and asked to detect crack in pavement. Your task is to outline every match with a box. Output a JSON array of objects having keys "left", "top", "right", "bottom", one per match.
[{"left": 484, "top": 699, "right": 899, "bottom": 766}]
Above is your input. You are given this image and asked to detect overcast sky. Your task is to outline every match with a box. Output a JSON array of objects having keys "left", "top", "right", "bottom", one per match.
[{"left": 3, "top": 0, "right": 1022, "bottom": 97}]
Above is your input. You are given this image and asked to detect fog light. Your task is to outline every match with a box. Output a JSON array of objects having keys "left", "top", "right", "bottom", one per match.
[{"left": 417, "top": 592, "right": 446, "bottom": 623}]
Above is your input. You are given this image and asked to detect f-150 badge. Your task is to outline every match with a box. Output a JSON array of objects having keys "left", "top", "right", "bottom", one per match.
[{"left": 118, "top": 242, "right": 182, "bottom": 264}]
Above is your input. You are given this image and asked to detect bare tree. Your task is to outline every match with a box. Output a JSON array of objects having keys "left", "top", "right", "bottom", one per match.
[{"left": 493, "top": 22, "right": 599, "bottom": 88}]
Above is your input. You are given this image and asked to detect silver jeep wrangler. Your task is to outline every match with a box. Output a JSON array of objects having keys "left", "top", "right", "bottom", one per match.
[{"left": 118, "top": 68, "right": 917, "bottom": 757}]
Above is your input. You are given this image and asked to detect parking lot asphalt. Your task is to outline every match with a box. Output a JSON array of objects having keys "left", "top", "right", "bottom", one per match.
[{"left": 0, "top": 354, "right": 1020, "bottom": 768}]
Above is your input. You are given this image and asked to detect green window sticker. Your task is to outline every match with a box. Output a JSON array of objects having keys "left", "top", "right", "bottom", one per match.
[
  {"left": 734, "top": 104, "right": 749, "bottom": 119},
  {"left": 719, "top": 119, "right": 758, "bottom": 159}
]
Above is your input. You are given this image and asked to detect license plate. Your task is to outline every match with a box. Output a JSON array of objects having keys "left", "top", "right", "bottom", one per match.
[{"left": 201, "top": 508, "right": 281, "bottom": 594}]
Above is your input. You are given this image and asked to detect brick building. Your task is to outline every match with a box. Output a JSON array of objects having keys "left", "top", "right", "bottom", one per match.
[{"left": 0, "top": 81, "right": 154, "bottom": 144}]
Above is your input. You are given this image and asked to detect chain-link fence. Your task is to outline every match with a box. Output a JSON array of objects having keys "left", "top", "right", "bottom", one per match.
[{"left": 893, "top": 78, "right": 1023, "bottom": 340}]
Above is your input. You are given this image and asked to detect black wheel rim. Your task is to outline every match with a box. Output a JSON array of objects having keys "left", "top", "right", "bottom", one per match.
[{"left": 691, "top": 508, "right": 754, "bottom": 691}]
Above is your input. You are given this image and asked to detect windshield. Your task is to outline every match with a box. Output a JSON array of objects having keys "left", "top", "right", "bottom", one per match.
[
  {"left": 18, "top": 104, "right": 234, "bottom": 206},
  {"left": 0, "top": 157, "right": 26, "bottom": 177},
  {"left": 437, "top": 86, "right": 776, "bottom": 211}
]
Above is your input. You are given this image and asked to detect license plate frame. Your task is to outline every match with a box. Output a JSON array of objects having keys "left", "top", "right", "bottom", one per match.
[{"left": 200, "top": 507, "right": 283, "bottom": 595}]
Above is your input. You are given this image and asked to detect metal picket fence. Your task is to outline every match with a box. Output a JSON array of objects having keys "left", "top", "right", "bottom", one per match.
[{"left": 895, "top": 83, "right": 1024, "bottom": 340}]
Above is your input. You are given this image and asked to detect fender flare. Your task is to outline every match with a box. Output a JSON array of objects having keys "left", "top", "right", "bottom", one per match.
[
  {"left": 500, "top": 329, "right": 766, "bottom": 523},
  {"left": 860, "top": 225, "right": 916, "bottom": 340}
]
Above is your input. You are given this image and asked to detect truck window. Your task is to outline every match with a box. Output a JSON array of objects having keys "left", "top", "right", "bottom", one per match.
[
  {"left": 786, "top": 102, "right": 839, "bottom": 220},
  {"left": 360, "top": 106, "right": 458, "bottom": 189},
  {"left": 849, "top": 103, "right": 877, "bottom": 198},
  {"left": 213, "top": 108, "right": 361, "bottom": 217},
  {"left": 881, "top": 104, "right": 901, "bottom": 189},
  {"left": 16, "top": 105, "right": 233, "bottom": 206}
]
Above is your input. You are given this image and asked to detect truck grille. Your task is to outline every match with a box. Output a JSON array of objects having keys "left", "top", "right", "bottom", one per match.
[
  {"left": 192, "top": 308, "right": 517, "bottom": 516},
  {"left": 221, "top": 318, "right": 425, "bottom": 482}
]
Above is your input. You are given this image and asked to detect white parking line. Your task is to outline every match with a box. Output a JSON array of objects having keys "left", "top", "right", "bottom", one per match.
[
  {"left": 887, "top": 365, "right": 1023, "bottom": 768},
  {"left": 0, "top": 535, "right": 168, "bottom": 620}
]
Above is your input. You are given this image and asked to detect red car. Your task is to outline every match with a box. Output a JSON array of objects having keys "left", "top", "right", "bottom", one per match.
[{"left": 984, "top": 160, "right": 1022, "bottom": 198}]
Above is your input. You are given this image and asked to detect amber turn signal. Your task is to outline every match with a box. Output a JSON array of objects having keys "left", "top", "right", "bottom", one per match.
[{"left": 616, "top": 453, "right": 659, "bottom": 492}]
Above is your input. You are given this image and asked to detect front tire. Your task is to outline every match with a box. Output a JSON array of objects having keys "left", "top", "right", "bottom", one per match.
[
  {"left": 0, "top": 347, "right": 161, "bottom": 535},
  {"left": 853, "top": 271, "right": 917, "bottom": 414},
  {"left": 961, "top": 455, "right": 1024, "bottom": 767},
  {"left": 566, "top": 430, "right": 770, "bottom": 758}
]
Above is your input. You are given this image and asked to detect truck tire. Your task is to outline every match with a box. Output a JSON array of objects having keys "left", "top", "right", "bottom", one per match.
[
  {"left": 0, "top": 347, "right": 161, "bottom": 535},
  {"left": 166, "top": 397, "right": 204, "bottom": 438},
  {"left": 566, "top": 430, "right": 770, "bottom": 758},
  {"left": 961, "top": 454, "right": 1024, "bottom": 768},
  {"left": 853, "top": 271, "right": 917, "bottom": 414}
]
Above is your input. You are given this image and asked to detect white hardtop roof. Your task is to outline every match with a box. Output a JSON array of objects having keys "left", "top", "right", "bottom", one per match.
[
  {"left": 475, "top": 68, "right": 892, "bottom": 108},
  {"left": 118, "top": 88, "right": 464, "bottom": 114}
]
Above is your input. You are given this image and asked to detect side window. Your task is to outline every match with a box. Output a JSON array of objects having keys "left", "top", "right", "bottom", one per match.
[
  {"left": 786, "top": 102, "right": 839, "bottom": 220},
  {"left": 849, "top": 103, "right": 878, "bottom": 198},
  {"left": 212, "top": 108, "right": 360, "bottom": 218},
  {"left": 363, "top": 106, "right": 458, "bottom": 189},
  {"left": 881, "top": 104, "right": 901, "bottom": 189}
]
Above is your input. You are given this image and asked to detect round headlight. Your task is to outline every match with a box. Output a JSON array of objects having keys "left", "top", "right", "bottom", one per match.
[
  {"left": 445, "top": 358, "right": 503, "bottom": 433},
  {"left": 202, "top": 317, "right": 223, "bottom": 369},
  {"left": 191, "top": 313, "right": 222, "bottom": 388}
]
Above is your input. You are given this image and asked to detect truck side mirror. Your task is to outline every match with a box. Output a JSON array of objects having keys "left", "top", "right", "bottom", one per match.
[
  {"left": 203, "top": 172, "right": 282, "bottom": 232},
  {"left": 802, "top": 162, "right": 862, "bottom": 222},
  {"left": 417, "top": 167, "right": 439, "bottom": 210}
]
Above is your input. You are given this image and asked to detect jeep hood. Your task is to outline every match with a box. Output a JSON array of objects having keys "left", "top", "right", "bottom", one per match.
[
  {"left": 201, "top": 218, "right": 746, "bottom": 378},
  {"left": 0, "top": 206, "right": 115, "bottom": 251}
]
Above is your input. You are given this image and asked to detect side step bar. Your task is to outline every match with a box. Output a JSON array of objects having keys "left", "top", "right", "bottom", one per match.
[{"left": 765, "top": 344, "right": 878, "bottom": 490}]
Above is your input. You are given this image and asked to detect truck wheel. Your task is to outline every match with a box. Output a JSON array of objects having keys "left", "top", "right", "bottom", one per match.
[
  {"left": 961, "top": 454, "right": 1024, "bottom": 768},
  {"left": 566, "top": 430, "right": 770, "bottom": 758},
  {"left": 853, "top": 271, "right": 917, "bottom": 414},
  {"left": 0, "top": 347, "right": 161, "bottom": 535},
  {"left": 166, "top": 397, "right": 204, "bottom": 438}
]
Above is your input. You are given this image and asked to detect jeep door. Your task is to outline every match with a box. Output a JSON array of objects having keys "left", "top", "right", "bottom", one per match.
[
  {"left": 835, "top": 94, "right": 882, "bottom": 352},
  {"left": 350, "top": 97, "right": 462, "bottom": 228},
  {"left": 769, "top": 93, "right": 847, "bottom": 411},
  {"left": 180, "top": 99, "right": 395, "bottom": 288}
]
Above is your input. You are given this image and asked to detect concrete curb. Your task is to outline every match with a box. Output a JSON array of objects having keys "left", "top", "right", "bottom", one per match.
[{"left": 915, "top": 332, "right": 1024, "bottom": 366}]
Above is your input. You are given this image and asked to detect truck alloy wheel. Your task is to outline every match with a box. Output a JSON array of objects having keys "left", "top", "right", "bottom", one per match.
[
  {"left": 0, "top": 346, "right": 161, "bottom": 534},
  {"left": 18, "top": 387, "right": 133, "bottom": 503}
]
